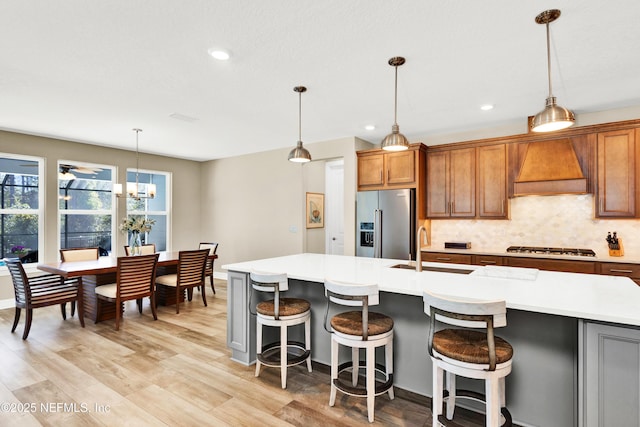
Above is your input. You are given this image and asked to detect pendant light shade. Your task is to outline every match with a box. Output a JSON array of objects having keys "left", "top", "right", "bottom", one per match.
[
  {"left": 288, "top": 86, "right": 312, "bottom": 163},
  {"left": 531, "top": 9, "right": 575, "bottom": 133},
  {"left": 382, "top": 56, "right": 409, "bottom": 151}
]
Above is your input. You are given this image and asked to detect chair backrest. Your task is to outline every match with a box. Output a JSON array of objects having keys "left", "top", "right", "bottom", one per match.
[
  {"left": 199, "top": 242, "right": 218, "bottom": 255},
  {"left": 423, "top": 291, "right": 507, "bottom": 370},
  {"left": 177, "top": 249, "right": 209, "bottom": 287},
  {"left": 324, "top": 279, "right": 379, "bottom": 307},
  {"left": 4, "top": 258, "right": 30, "bottom": 305},
  {"left": 116, "top": 253, "right": 159, "bottom": 302},
  {"left": 124, "top": 244, "right": 156, "bottom": 256},
  {"left": 199, "top": 242, "right": 218, "bottom": 271},
  {"left": 249, "top": 271, "right": 288, "bottom": 320},
  {"left": 422, "top": 291, "right": 507, "bottom": 329},
  {"left": 60, "top": 247, "right": 99, "bottom": 262},
  {"left": 324, "top": 279, "right": 380, "bottom": 340},
  {"left": 250, "top": 271, "right": 288, "bottom": 292}
]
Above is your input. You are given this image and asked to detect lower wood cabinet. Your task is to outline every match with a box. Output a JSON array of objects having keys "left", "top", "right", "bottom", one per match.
[
  {"left": 506, "top": 256, "right": 597, "bottom": 274},
  {"left": 581, "top": 321, "right": 640, "bottom": 426},
  {"left": 421, "top": 252, "right": 472, "bottom": 264},
  {"left": 599, "top": 262, "right": 640, "bottom": 286},
  {"left": 472, "top": 255, "right": 505, "bottom": 266}
]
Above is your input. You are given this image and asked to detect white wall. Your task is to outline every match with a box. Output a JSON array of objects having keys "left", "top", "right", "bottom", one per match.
[{"left": 201, "top": 136, "right": 373, "bottom": 270}]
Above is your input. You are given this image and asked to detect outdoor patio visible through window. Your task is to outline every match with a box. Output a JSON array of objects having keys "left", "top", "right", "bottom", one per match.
[
  {"left": 0, "top": 156, "right": 41, "bottom": 264},
  {"left": 59, "top": 163, "right": 114, "bottom": 254}
]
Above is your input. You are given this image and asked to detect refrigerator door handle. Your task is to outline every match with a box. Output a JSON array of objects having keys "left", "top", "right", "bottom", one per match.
[{"left": 374, "top": 209, "right": 382, "bottom": 258}]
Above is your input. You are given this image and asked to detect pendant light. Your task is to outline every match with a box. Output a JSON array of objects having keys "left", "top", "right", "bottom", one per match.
[
  {"left": 381, "top": 56, "right": 410, "bottom": 151},
  {"left": 531, "top": 9, "right": 575, "bottom": 133},
  {"left": 114, "top": 128, "right": 156, "bottom": 199},
  {"left": 288, "top": 86, "right": 312, "bottom": 163}
]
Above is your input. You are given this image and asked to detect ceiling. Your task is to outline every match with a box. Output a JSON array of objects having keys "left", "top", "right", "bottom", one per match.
[{"left": 2, "top": 1, "right": 640, "bottom": 162}]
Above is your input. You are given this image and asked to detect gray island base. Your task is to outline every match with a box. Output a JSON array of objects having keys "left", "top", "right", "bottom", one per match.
[{"left": 223, "top": 253, "right": 640, "bottom": 427}]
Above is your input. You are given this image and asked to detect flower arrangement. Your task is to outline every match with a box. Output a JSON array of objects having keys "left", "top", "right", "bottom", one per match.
[
  {"left": 10, "top": 245, "right": 31, "bottom": 255},
  {"left": 119, "top": 217, "right": 155, "bottom": 234}
]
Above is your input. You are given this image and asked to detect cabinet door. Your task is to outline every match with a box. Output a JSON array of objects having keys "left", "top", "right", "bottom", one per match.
[
  {"left": 450, "top": 148, "right": 476, "bottom": 217},
  {"left": 478, "top": 144, "right": 507, "bottom": 218},
  {"left": 596, "top": 129, "right": 636, "bottom": 217},
  {"left": 386, "top": 150, "right": 416, "bottom": 185},
  {"left": 426, "top": 151, "right": 450, "bottom": 217},
  {"left": 473, "top": 255, "right": 505, "bottom": 266},
  {"left": 357, "top": 154, "right": 384, "bottom": 188},
  {"left": 507, "top": 257, "right": 596, "bottom": 273},
  {"left": 582, "top": 321, "right": 640, "bottom": 427},
  {"left": 421, "top": 252, "right": 472, "bottom": 264}
]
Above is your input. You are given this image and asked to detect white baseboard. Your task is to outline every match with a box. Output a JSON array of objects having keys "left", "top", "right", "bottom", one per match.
[
  {"left": 214, "top": 271, "right": 228, "bottom": 281},
  {"left": 0, "top": 299, "right": 14, "bottom": 310}
]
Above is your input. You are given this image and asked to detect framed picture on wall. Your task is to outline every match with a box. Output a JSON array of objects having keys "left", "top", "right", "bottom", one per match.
[{"left": 306, "top": 192, "right": 324, "bottom": 228}]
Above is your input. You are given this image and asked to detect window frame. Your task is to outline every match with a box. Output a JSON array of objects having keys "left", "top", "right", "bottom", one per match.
[
  {"left": 57, "top": 160, "right": 117, "bottom": 256},
  {"left": 0, "top": 153, "right": 44, "bottom": 271},
  {"left": 124, "top": 167, "right": 171, "bottom": 252}
]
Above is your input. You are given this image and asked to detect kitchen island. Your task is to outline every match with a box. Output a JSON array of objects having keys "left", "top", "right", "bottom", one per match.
[{"left": 223, "top": 253, "right": 640, "bottom": 427}]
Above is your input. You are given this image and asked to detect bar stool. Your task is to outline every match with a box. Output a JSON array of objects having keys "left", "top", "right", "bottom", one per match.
[
  {"left": 423, "top": 291, "right": 513, "bottom": 427},
  {"left": 249, "top": 271, "right": 312, "bottom": 389},
  {"left": 323, "top": 279, "right": 394, "bottom": 423}
]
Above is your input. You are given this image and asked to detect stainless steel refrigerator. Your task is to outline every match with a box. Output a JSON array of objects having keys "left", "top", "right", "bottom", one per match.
[{"left": 356, "top": 189, "right": 416, "bottom": 260}]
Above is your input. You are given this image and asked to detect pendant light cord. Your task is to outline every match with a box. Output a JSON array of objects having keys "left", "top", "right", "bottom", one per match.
[
  {"left": 134, "top": 128, "right": 141, "bottom": 187},
  {"left": 393, "top": 65, "right": 398, "bottom": 126},
  {"left": 545, "top": 22, "right": 553, "bottom": 98},
  {"left": 298, "top": 90, "right": 302, "bottom": 142}
]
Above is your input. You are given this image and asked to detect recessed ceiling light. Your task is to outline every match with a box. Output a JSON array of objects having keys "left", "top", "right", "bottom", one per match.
[
  {"left": 364, "top": 125, "right": 376, "bottom": 131},
  {"left": 480, "top": 104, "right": 494, "bottom": 111},
  {"left": 208, "top": 48, "right": 231, "bottom": 61}
]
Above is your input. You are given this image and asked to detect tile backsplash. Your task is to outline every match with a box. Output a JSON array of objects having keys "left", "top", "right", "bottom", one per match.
[{"left": 430, "top": 194, "right": 640, "bottom": 258}]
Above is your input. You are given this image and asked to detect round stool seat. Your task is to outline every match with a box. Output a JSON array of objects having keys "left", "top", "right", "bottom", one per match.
[
  {"left": 331, "top": 311, "right": 394, "bottom": 337},
  {"left": 433, "top": 329, "right": 513, "bottom": 365},
  {"left": 256, "top": 298, "right": 310, "bottom": 317}
]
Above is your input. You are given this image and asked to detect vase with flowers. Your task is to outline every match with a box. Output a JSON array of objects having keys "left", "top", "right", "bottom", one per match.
[
  {"left": 119, "top": 216, "right": 155, "bottom": 256},
  {"left": 10, "top": 245, "right": 31, "bottom": 257}
]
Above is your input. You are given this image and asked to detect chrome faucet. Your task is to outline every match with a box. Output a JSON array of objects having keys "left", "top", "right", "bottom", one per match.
[{"left": 416, "top": 225, "right": 428, "bottom": 272}]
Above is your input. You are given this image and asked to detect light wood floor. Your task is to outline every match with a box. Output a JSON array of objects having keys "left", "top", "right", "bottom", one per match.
[{"left": 0, "top": 280, "right": 487, "bottom": 426}]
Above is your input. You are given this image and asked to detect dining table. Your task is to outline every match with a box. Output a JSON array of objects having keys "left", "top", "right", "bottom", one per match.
[{"left": 37, "top": 251, "right": 218, "bottom": 322}]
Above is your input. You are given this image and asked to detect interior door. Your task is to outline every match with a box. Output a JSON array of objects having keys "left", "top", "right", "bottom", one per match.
[{"left": 325, "top": 159, "right": 345, "bottom": 255}]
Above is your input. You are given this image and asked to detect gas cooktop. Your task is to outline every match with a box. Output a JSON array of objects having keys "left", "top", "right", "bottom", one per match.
[{"left": 506, "top": 246, "right": 596, "bottom": 257}]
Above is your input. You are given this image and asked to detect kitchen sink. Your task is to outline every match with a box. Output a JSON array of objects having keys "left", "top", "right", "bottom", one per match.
[{"left": 389, "top": 263, "right": 474, "bottom": 274}]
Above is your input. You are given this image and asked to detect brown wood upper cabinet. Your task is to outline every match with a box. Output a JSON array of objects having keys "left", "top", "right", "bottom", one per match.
[
  {"left": 357, "top": 144, "right": 425, "bottom": 190},
  {"left": 427, "top": 148, "right": 476, "bottom": 218},
  {"left": 596, "top": 129, "right": 637, "bottom": 217},
  {"left": 477, "top": 144, "right": 508, "bottom": 218}
]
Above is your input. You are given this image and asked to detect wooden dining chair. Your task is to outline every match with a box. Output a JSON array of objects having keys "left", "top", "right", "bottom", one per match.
[
  {"left": 156, "top": 249, "right": 209, "bottom": 314},
  {"left": 60, "top": 247, "right": 100, "bottom": 262},
  {"left": 123, "top": 244, "right": 156, "bottom": 256},
  {"left": 199, "top": 242, "right": 218, "bottom": 294},
  {"left": 4, "top": 258, "right": 85, "bottom": 340},
  {"left": 94, "top": 253, "right": 159, "bottom": 330},
  {"left": 59, "top": 247, "right": 100, "bottom": 317}
]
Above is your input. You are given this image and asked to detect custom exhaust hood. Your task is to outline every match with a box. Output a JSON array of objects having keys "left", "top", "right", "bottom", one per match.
[{"left": 513, "top": 138, "right": 588, "bottom": 196}]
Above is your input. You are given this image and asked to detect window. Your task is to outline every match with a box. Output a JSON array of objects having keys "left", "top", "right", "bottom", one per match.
[
  {"left": 59, "top": 162, "right": 114, "bottom": 254},
  {"left": 125, "top": 170, "right": 169, "bottom": 251},
  {"left": 0, "top": 155, "right": 42, "bottom": 264}
]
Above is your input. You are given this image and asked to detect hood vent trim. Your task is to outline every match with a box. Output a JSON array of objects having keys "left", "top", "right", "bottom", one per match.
[{"left": 513, "top": 139, "right": 587, "bottom": 196}]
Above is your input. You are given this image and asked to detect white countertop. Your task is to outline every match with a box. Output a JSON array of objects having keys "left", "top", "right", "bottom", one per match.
[{"left": 223, "top": 253, "right": 640, "bottom": 327}]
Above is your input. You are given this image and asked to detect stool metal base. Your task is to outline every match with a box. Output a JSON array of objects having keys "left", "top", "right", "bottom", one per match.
[
  {"left": 439, "top": 389, "right": 512, "bottom": 427},
  {"left": 333, "top": 361, "right": 394, "bottom": 397},
  {"left": 257, "top": 340, "right": 311, "bottom": 368}
]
